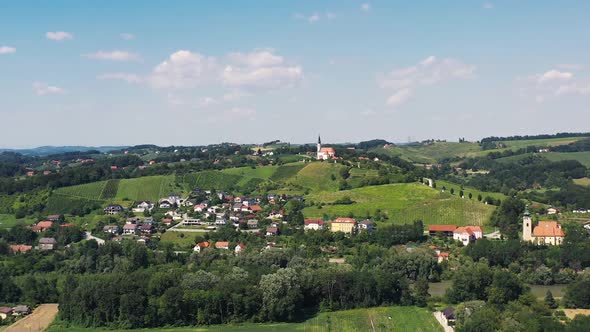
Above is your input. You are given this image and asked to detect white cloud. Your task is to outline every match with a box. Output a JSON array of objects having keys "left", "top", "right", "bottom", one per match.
[
  {"left": 120, "top": 33, "right": 135, "bottom": 40},
  {"left": 386, "top": 89, "right": 412, "bottom": 108},
  {"left": 32, "top": 82, "right": 64, "bottom": 95},
  {"left": 538, "top": 69, "right": 573, "bottom": 83},
  {"left": 83, "top": 50, "right": 139, "bottom": 61},
  {"left": 150, "top": 50, "right": 218, "bottom": 89},
  {"left": 0, "top": 46, "right": 16, "bottom": 54},
  {"left": 227, "top": 49, "right": 283, "bottom": 68},
  {"left": 46, "top": 31, "right": 73, "bottom": 41},
  {"left": 97, "top": 73, "right": 143, "bottom": 83},
  {"left": 483, "top": 2, "right": 493, "bottom": 9},
  {"left": 294, "top": 12, "right": 335, "bottom": 23},
  {"left": 380, "top": 56, "right": 475, "bottom": 108},
  {"left": 519, "top": 67, "right": 590, "bottom": 103},
  {"left": 361, "top": 3, "right": 371, "bottom": 12},
  {"left": 223, "top": 65, "right": 303, "bottom": 88}
]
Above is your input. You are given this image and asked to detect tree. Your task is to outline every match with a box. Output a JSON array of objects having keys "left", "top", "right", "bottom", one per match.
[
  {"left": 468, "top": 193, "right": 473, "bottom": 199},
  {"left": 487, "top": 270, "right": 525, "bottom": 306},
  {"left": 477, "top": 194, "right": 482, "bottom": 202},
  {"left": 544, "top": 290, "right": 558, "bottom": 309},
  {"left": 259, "top": 268, "right": 303, "bottom": 321},
  {"left": 413, "top": 279, "right": 430, "bottom": 307},
  {"left": 564, "top": 275, "right": 590, "bottom": 308},
  {"left": 450, "top": 188, "right": 455, "bottom": 195}
]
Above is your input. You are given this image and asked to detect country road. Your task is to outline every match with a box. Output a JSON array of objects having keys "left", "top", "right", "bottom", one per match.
[{"left": 5, "top": 304, "right": 59, "bottom": 332}]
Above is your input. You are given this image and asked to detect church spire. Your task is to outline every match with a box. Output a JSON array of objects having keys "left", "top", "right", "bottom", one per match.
[{"left": 318, "top": 135, "right": 321, "bottom": 145}]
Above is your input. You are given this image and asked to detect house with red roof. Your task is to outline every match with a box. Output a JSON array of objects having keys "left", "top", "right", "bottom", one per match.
[
  {"left": 194, "top": 241, "right": 210, "bottom": 253},
  {"left": 10, "top": 245, "right": 33, "bottom": 253},
  {"left": 331, "top": 218, "right": 357, "bottom": 234},
  {"left": 304, "top": 219, "right": 324, "bottom": 231},
  {"left": 215, "top": 241, "right": 230, "bottom": 250},
  {"left": 235, "top": 243, "right": 247, "bottom": 254},
  {"left": 31, "top": 221, "right": 53, "bottom": 233},
  {"left": 453, "top": 226, "right": 483, "bottom": 246}
]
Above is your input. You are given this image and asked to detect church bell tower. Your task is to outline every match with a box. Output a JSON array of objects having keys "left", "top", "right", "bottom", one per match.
[{"left": 522, "top": 209, "right": 532, "bottom": 242}]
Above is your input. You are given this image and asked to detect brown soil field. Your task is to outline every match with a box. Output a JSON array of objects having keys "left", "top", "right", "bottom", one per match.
[{"left": 5, "top": 304, "right": 59, "bottom": 332}]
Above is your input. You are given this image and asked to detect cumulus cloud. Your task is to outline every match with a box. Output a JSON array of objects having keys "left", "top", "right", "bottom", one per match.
[
  {"left": 361, "top": 3, "right": 371, "bottom": 12},
  {"left": 120, "top": 33, "right": 135, "bottom": 40},
  {"left": 150, "top": 50, "right": 218, "bottom": 89},
  {"left": 0, "top": 46, "right": 16, "bottom": 54},
  {"left": 83, "top": 50, "right": 139, "bottom": 61},
  {"left": 46, "top": 31, "right": 73, "bottom": 41},
  {"left": 227, "top": 49, "right": 283, "bottom": 67},
  {"left": 32, "top": 82, "right": 64, "bottom": 95},
  {"left": 519, "top": 67, "right": 590, "bottom": 103},
  {"left": 537, "top": 69, "right": 573, "bottom": 83},
  {"left": 380, "top": 56, "right": 475, "bottom": 108},
  {"left": 97, "top": 73, "right": 143, "bottom": 83}
]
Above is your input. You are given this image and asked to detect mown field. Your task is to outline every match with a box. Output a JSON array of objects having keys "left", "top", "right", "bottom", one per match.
[
  {"left": 46, "top": 306, "right": 442, "bottom": 332},
  {"left": 0, "top": 213, "right": 36, "bottom": 228},
  {"left": 160, "top": 231, "right": 200, "bottom": 249},
  {"left": 436, "top": 180, "right": 506, "bottom": 201},
  {"left": 573, "top": 177, "right": 590, "bottom": 186},
  {"left": 499, "top": 137, "right": 588, "bottom": 149},
  {"left": 303, "top": 183, "right": 496, "bottom": 226}
]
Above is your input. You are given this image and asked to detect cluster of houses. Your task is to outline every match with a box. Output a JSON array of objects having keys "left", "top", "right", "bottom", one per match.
[
  {"left": 0, "top": 305, "right": 30, "bottom": 320},
  {"left": 193, "top": 241, "right": 247, "bottom": 254},
  {"left": 8, "top": 216, "right": 70, "bottom": 253}
]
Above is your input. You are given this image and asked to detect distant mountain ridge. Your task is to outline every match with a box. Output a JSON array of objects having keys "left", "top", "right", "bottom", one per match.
[{"left": 0, "top": 146, "right": 128, "bottom": 156}]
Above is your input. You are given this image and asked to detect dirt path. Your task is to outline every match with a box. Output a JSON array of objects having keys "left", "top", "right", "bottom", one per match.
[
  {"left": 5, "top": 304, "right": 59, "bottom": 332},
  {"left": 433, "top": 312, "right": 454, "bottom": 332}
]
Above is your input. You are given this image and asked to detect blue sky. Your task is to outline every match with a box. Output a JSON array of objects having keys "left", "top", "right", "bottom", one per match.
[{"left": 1, "top": 0, "right": 589, "bottom": 148}]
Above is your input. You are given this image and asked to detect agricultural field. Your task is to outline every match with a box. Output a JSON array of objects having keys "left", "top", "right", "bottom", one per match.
[
  {"left": 287, "top": 162, "right": 345, "bottom": 193},
  {"left": 0, "top": 213, "right": 36, "bottom": 228},
  {"left": 99, "top": 179, "right": 120, "bottom": 199},
  {"left": 45, "top": 194, "right": 102, "bottom": 215},
  {"left": 54, "top": 181, "right": 108, "bottom": 200},
  {"left": 499, "top": 136, "right": 588, "bottom": 149},
  {"left": 373, "top": 142, "right": 483, "bottom": 164},
  {"left": 573, "top": 177, "right": 590, "bottom": 186},
  {"left": 116, "top": 175, "right": 177, "bottom": 202},
  {"left": 183, "top": 171, "right": 243, "bottom": 192},
  {"left": 46, "top": 306, "right": 442, "bottom": 332},
  {"left": 269, "top": 163, "right": 307, "bottom": 182},
  {"left": 221, "top": 166, "right": 278, "bottom": 179},
  {"left": 435, "top": 180, "right": 506, "bottom": 202},
  {"left": 303, "top": 183, "right": 496, "bottom": 226},
  {"left": 543, "top": 151, "right": 590, "bottom": 167}
]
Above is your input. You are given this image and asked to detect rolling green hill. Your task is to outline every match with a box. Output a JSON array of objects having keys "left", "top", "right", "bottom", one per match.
[
  {"left": 303, "top": 183, "right": 496, "bottom": 226},
  {"left": 47, "top": 306, "right": 442, "bottom": 332}
]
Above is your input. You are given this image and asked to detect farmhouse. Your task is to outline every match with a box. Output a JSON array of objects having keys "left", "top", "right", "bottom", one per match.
[
  {"left": 523, "top": 211, "right": 565, "bottom": 245},
  {"left": 30, "top": 221, "right": 53, "bottom": 233},
  {"left": 428, "top": 225, "right": 457, "bottom": 237},
  {"left": 215, "top": 241, "right": 230, "bottom": 250},
  {"left": 331, "top": 218, "right": 357, "bottom": 234},
  {"left": 316, "top": 135, "right": 336, "bottom": 160},
  {"left": 453, "top": 226, "right": 483, "bottom": 246}
]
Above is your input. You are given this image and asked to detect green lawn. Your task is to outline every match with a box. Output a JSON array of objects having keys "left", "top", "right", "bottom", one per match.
[
  {"left": 160, "top": 231, "right": 200, "bottom": 249},
  {"left": 0, "top": 213, "right": 36, "bottom": 229},
  {"left": 46, "top": 306, "right": 442, "bottom": 332}
]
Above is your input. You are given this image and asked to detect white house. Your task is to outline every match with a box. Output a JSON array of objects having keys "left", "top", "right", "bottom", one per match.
[
  {"left": 132, "top": 201, "right": 154, "bottom": 213},
  {"left": 453, "top": 226, "right": 483, "bottom": 246},
  {"left": 304, "top": 220, "right": 324, "bottom": 231},
  {"left": 123, "top": 224, "right": 138, "bottom": 235},
  {"left": 235, "top": 243, "right": 246, "bottom": 254}
]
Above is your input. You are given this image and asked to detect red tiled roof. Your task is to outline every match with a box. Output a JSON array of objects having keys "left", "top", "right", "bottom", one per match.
[
  {"left": 533, "top": 221, "right": 565, "bottom": 237},
  {"left": 305, "top": 219, "right": 324, "bottom": 225},
  {"left": 10, "top": 245, "right": 33, "bottom": 253},
  {"left": 438, "top": 252, "right": 450, "bottom": 257},
  {"left": 215, "top": 241, "right": 229, "bottom": 248},
  {"left": 37, "top": 221, "right": 53, "bottom": 229},
  {"left": 454, "top": 227, "right": 474, "bottom": 236},
  {"left": 429, "top": 225, "right": 457, "bottom": 232},
  {"left": 250, "top": 205, "right": 262, "bottom": 212},
  {"left": 196, "top": 241, "right": 210, "bottom": 248}
]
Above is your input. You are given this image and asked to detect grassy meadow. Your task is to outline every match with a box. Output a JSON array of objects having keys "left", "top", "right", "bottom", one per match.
[
  {"left": 46, "top": 306, "right": 442, "bottom": 332},
  {"left": 0, "top": 214, "right": 36, "bottom": 229}
]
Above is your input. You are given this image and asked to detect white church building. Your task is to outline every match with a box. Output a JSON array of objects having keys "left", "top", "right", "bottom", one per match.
[{"left": 316, "top": 135, "right": 336, "bottom": 160}]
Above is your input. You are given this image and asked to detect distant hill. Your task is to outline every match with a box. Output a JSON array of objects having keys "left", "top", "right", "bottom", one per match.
[{"left": 0, "top": 145, "right": 127, "bottom": 156}]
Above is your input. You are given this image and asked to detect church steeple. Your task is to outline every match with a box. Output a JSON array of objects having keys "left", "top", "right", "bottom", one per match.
[{"left": 318, "top": 135, "right": 321, "bottom": 145}]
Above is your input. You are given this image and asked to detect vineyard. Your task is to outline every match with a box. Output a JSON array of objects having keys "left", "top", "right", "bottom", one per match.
[
  {"left": 269, "top": 163, "right": 306, "bottom": 182},
  {"left": 115, "top": 175, "right": 176, "bottom": 202},
  {"left": 99, "top": 179, "right": 120, "bottom": 199},
  {"left": 303, "top": 183, "right": 496, "bottom": 227},
  {"left": 46, "top": 306, "right": 442, "bottom": 332},
  {"left": 55, "top": 181, "right": 107, "bottom": 200},
  {"left": 183, "top": 171, "right": 243, "bottom": 191}
]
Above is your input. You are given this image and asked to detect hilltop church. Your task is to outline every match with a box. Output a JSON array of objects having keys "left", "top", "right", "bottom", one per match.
[
  {"left": 316, "top": 135, "right": 336, "bottom": 160},
  {"left": 522, "top": 210, "right": 565, "bottom": 245}
]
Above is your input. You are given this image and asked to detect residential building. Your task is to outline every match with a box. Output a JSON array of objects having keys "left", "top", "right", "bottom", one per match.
[
  {"left": 39, "top": 237, "right": 57, "bottom": 250},
  {"left": 9, "top": 245, "right": 32, "bottom": 253},
  {"left": 123, "top": 223, "right": 138, "bottom": 235},
  {"left": 453, "top": 226, "right": 483, "bottom": 246},
  {"left": 304, "top": 219, "right": 324, "bottom": 231},
  {"left": 0, "top": 307, "right": 13, "bottom": 320},
  {"left": 358, "top": 220, "right": 374, "bottom": 232},
  {"left": 235, "top": 243, "right": 247, "bottom": 254},
  {"left": 104, "top": 204, "right": 124, "bottom": 215},
  {"left": 428, "top": 225, "right": 457, "bottom": 237},
  {"left": 103, "top": 225, "right": 120, "bottom": 234},
  {"left": 194, "top": 241, "right": 210, "bottom": 253},
  {"left": 266, "top": 227, "right": 279, "bottom": 236},
  {"left": 215, "top": 241, "right": 230, "bottom": 250},
  {"left": 441, "top": 307, "right": 455, "bottom": 327},
  {"left": 331, "top": 218, "right": 357, "bottom": 234},
  {"left": 247, "top": 219, "right": 259, "bottom": 229}
]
